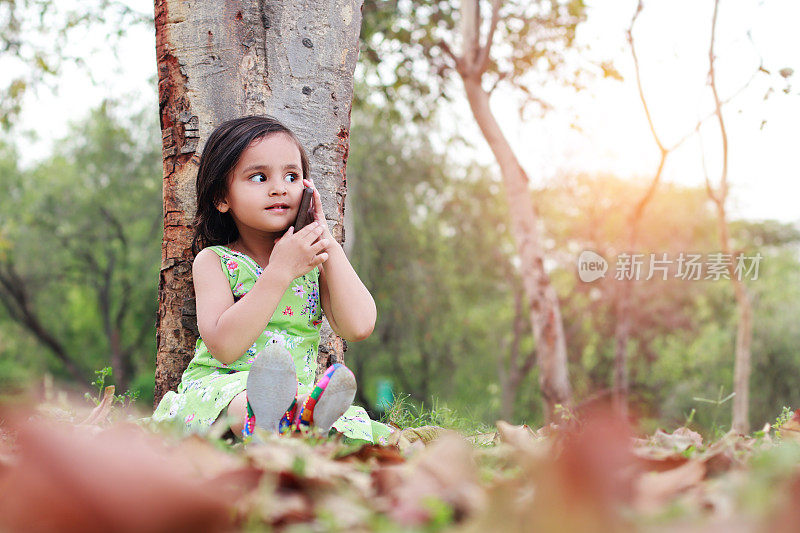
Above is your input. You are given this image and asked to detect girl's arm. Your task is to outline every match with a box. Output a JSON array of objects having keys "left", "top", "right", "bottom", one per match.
[
  {"left": 194, "top": 223, "right": 328, "bottom": 364},
  {"left": 302, "top": 178, "right": 376, "bottom": 342},
  {"left": 318, "top": 242, "right": 377, "bottom": 342},
  {"left": 193, "top": 247, "right": 293, "bottom": 365}
]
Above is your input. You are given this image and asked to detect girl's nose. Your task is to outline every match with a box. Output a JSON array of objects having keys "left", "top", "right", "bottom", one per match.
[{"left": 269, "top": 180, "right": 287, "bottom": 195}]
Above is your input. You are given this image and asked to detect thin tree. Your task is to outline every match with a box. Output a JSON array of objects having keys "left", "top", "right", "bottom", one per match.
[
  {"left": 358, "top": 0, "right": 598, "bottom": 418},
  {"left": 440, "top": 0, "right": 574, "bottom": 417},
  {"left": 703, "top": 0, "right": 754, "bottom": 433},
  {"left": 615, "top": 0, "right": 761, "bottom": 416},
  {"left": 153, "top": 0, "right": 364, "bottom": 404}
]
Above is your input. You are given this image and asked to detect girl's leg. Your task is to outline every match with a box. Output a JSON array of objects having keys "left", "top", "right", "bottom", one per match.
[
  {"left": 228, "top": 390, "right": 298, "bottom": 438},
  {"left": 227, "top": 369, "right": 353, "bottom": 437},
  {"left": 227, "top": 391, "right": 248, "bottom": 436},
  {"left": 291, "top": 394, "right": 308, "bottom": 426}
]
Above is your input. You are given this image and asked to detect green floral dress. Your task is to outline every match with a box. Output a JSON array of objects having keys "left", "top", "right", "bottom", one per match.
[{"left": 152, "top": 245, "right": 393, "bottom": 444}]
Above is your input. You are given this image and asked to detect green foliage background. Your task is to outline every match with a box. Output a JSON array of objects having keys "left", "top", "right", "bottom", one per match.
[
  {"left": 1, "top": 0, "right": 798, "bottom": 437},
  {"left": 0, "top": 101, "right": 161, "bottom": 401},
  {"left": 2, "top": 96, "right": 798, "bottom": 437}
]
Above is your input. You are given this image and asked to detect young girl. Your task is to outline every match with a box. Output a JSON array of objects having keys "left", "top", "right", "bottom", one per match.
[{"left": 153, "top": 115, "right": 392, "bottom": 444}]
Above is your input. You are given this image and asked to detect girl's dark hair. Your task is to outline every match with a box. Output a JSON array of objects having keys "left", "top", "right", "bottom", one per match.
[{"left": 191, "top": 115, "right": 310, "bottom": 256}]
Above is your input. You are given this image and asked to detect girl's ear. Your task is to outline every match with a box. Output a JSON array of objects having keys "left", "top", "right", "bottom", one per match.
[{"left": 216, "top": 199, "right": 230, "bottom": 213}]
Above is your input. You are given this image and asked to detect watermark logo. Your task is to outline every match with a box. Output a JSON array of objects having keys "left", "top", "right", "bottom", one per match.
[
  {"left": 577, "top": 250, "right": 763, "bottom": 282},
  {"left": 577, "top": 250, "right": 608, "bottom": 282}
]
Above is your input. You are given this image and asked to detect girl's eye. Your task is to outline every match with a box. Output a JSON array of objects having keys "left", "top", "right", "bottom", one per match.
[{"left": 248, "top": 172, "right": 299, "bottom": 183}]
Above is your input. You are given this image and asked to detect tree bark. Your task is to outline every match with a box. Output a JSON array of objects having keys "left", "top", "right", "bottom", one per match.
[{"left": 153, "top": 0, "right": 363, "bottom": 405}]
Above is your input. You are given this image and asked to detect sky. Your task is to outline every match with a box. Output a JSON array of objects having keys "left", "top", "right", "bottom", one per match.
[
  {"left": 7, "top": 0, "right": 799, "bottom": 223},
  {"left": 461, "top": 0, "right": 800, "bottom": 223}
]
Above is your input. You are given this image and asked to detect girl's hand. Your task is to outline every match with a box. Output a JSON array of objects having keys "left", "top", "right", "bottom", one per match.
[
  {"left": 303, "top": 178, "right": 335, "bottom": 242},
  {"left": 270, "top": 222, "right": 330, "bottom": 280}
]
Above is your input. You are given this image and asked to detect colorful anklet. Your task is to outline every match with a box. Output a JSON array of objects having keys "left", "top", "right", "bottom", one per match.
[
  {"left": 295, "top": 364, "right": 342, "bottom": 431},
  {"left": 278, "top": 397, "right": 298, "bottom": 435},
  {"left": 242, "top": 398, "right": 256, "bottom": 438}
]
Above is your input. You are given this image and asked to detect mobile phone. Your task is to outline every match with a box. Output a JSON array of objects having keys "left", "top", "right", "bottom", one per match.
[{"left": 292, "top": 187, "right": 315, "bottom": 231}]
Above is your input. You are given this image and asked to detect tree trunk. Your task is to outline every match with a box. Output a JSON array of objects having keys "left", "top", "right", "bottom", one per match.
[
  {"left": 714, "top": 203, "right": 753, "bottom": 434},
  {"left": 444, "top": 0, "right": 571, "bottom": 421},
  {"left": 461, "top": 76, "right": 572, "bottom": 420},
  {"left": 707, "top": 0, "right": 752, "bottom": 434},
  {"left": 732, "top": 280, "right": 753, "bottom": 433},
  {"left": 153, "top": 0, "right": 363, "bottom": 405}
]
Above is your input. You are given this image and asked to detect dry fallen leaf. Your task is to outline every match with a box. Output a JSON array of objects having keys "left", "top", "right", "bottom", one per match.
[
  {"left": 653, "top": 427, "right": 704, "bottom": 452},
  {"left": 375, "top": 434, "right": 484, "bottom": 526},
  {"left": 635, "top": 459, "right": 707, "bottom": 513},
  {"left": 633, "top": 445, "right": 689, "bottom": 473},
  {"left": 779, "top": 409, "right": 800, "bottom": 443},
  {"left": 459, "top": 473, "right": 535, "bottom": 533},
  {"left": 698, "top": 436, "right": 749, "bottom": 478},
  {"left": 494, "top": 420, "right": 549, "bottom": 466},
  {"left": 495, "top": 420, "right": 536, "bottom": 447},
  {"left": 79, "top": 385, "right": 116, "bottom": 426},
  {"left": 335, "top": 443, "right": 406, "bottom": 465},
  {"left": 466, "top": 403, "right": 638, "bottom": 533},
  {"left": 386, "top": 425, "right": 455, "bottom": 456},
  {"left": 171, "top": 433, "right": 246, "bottom": 479},
  {"left": 4, "top": 391, "right": 797, "bottom": 532},
  {"left": 466, "top": 431, "right": 498, "bottom": 446},
  {"left": 0, "top": 412, "right": 232, "bottom": 533},
  {"left": 401, "top": 425, "right": 452, "bottom": 446},
  {"left": 767, "top": 471, "right": 800, "bottom": 532}
]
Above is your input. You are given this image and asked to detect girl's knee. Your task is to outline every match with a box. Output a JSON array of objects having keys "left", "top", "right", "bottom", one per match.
[
  {"left": 224, "top": 391, "right": 248, "bottom": 435},
  {"left": 230, "top": 390, "right": 247, "bottom": 415}
]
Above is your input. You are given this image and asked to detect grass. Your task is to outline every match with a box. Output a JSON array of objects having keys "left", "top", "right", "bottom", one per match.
[
  {"left": 692, "top": 385, "right": 737, "bottom": 440},
  {"left": 380, "top": 393, "right": 495, "bottom": 435},
  {"left": 84, "top": 367, "right": 139, "bottom": 408}
]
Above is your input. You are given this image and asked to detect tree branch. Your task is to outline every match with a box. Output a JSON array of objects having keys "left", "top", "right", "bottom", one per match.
[
  {"left": 708, "top": 0, "right": 729, "bottom": 204},
  {"left": 698, "top": 126, "right": 722, "bottom": 207},
  {"left": 438, "top": 39, "right": 464, "bottom": 74},
  {"left": 0, "top": 262, "right": 86, "bottom": 382},
  {"left": 476, "top": 0, "right": 503, "bottom": 76},
  {"left": 672, "top": 64, "right": 762, "bottom": 151},
  {"left": 99, "top": 206, "right": 128, "bottom": 249},
  {"left": 627, "top": 0, "right": 665, "bottom": 154}
]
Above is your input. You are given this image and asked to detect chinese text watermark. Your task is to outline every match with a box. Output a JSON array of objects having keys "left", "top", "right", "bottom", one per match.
[{"left": 577, "top": 251, "right": 762, "bottom": 283}]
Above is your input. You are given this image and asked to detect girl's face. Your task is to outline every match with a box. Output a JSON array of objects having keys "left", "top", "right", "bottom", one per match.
[{"left": 217, "top": 132, "right": 305, "bottom": 236}]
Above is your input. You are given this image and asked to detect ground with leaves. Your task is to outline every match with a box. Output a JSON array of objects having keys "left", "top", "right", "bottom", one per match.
[{"left": 1, "top": 389, "right": 799, "bottom": 532}]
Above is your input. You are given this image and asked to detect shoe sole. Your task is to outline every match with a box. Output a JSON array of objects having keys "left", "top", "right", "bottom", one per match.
[
  {"left": 311, "top": 366, "right": 356, "bottom": 433},
  {"left": 246, "top": 342, "right": 297, "bottom": 433}
]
